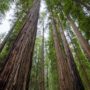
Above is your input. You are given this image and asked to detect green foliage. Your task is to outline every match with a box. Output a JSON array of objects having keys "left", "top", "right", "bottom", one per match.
[
  {"left": 47, "top": 25, "right": 59, "bottom": 90},
  {"left": 67, "top": 28, "right": 90, "bottom": 90},
  {"left": 0, "top": 13, "right": 26, "bottom": 62},
  {"left": 0, "top": 0, "right": 90, "bottom": 89},
  {"left": 29, "top": 37, "right": 42, "bottom": 90},
  {"left": 0, "top": 0, "right": 11, "bottom": 14},
  {"left": 46, "top": 0, "right": 90, "bottom": 89},
  {"left": 78, "top": 16, "right": 90, "bottom": 40},
  {"left": 46, "top": 0, "right": 90, "bottom": 40},
  {"left": 17, "top": 0, "right": 33, "bottom": 12}
]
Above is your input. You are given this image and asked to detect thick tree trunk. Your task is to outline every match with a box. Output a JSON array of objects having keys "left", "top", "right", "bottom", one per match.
[
  {"left": 67, "top": 15, "right": 90, "bottom": 61},
  {"left": 39, "top": 27, "right": 45, "bottom": 90},
  {"left": 52, "top": 19, "right": 73, "bottom": 90},
  {"left": 58, "top": 20, "right": 84, "bottom": 90},
  {"left": 0, "top": 0, "right": 40, "bottom": 90},
  {"left": 0, "top": 14, "right": 27, "bottom": 72}
]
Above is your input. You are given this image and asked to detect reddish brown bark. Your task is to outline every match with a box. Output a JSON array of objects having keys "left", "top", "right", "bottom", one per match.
[
  {"left": 52, "top": 19, "right": 72, "bottom": 90},
  {"left": 0, "top": 0, "right": 40, "bottom": 90},
  {"left": 58, "top": 20, "right": 84, "bottom": 90},
  {"left": 67, "top": 15, "right": 90, "bottom": 61}
]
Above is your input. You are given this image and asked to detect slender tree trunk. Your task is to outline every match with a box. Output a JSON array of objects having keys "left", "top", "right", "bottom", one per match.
[
  {"left": 0, "top": 0, "right": 40, "bottom": 90},
  {"left": 67, "top": 15, "right": 90, "bottom": 61},
  {"left": 39, "top": 26, "right": 45, "bottom": 90},
  {"left": 58, "top": 19, "right": 84, "bottom": 90},
  {"left": 52, "top": 18, "right": 80, "bottom": 90}
]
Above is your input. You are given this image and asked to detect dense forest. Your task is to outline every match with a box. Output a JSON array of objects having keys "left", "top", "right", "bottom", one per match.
[{"left": 0, "top": 0, "right": 90, "bottom": 90}]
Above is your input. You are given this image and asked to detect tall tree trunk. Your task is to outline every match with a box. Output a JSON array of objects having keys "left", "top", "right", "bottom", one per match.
[
  {"left": 52, "top": 18, "right": 84, "bottom": 90},
  {"left": 58, "top": 20, "right": 84, "bottom": 90},
  {"left": 66, "top": 29, "right": 90, "bottom": 90},
  {"left": 67, "top": 15, "right": 90, "bottom": 61},
  {"left": 39, "top": 26, "right": 45, "bottom": 90},
  {"left": 0, "top": 0, "right": 40, "bottom": 90}
]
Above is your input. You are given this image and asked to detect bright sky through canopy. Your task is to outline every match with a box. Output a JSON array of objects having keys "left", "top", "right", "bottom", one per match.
[
  {"left": 0, "top": 0, "right": 46, "bottom": 34},
  {"left": 0, "top": 3, "right": 16, "bottom": 34}
]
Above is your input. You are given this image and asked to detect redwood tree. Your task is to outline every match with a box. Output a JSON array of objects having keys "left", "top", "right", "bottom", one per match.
[
  {"left": 0, "top": 0, "right": 40, "bottom": 90},
  {"left": 67, "top": 15, "right": 90, "bottom": 61},
  {"left": 58, "top": 19, "right": 85, "bottom": 90},
  {"left": 51, "top": 18, "right": 84, "bottom": 90}
]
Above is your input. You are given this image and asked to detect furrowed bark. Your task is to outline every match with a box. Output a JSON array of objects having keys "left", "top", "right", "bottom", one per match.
[
  {"left": 0, "top": 0, "right": 40, "bottom": 90},
  {"left": 58, "top": 19, "right": 84, "bottom": 90},
  {"left": 52, "top": 18, "right": 73, "bottom": 90}
]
